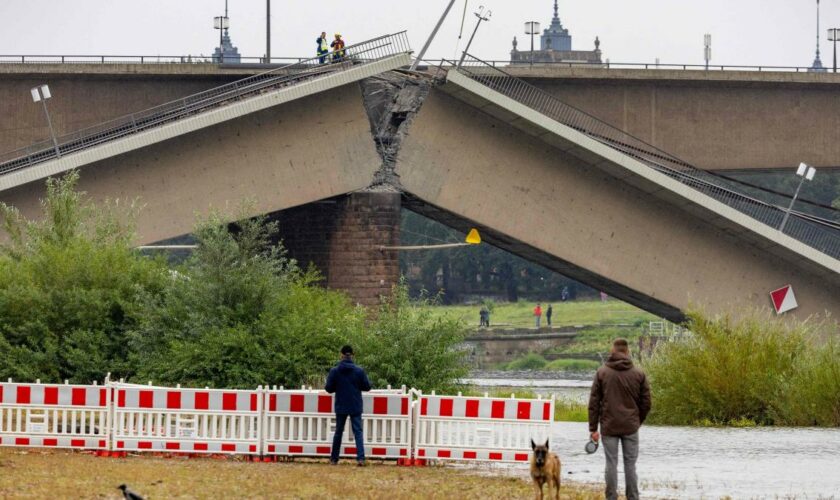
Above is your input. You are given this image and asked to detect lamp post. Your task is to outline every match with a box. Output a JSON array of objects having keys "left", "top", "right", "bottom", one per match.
[
  {"left": 704, "top": 34, "right": 712, "bottom": 70},
  {"left": 779, "top": 162, "right": 817, "bottom": 233},
  {"left": 265, "top": 0, "right": 271, "bottom": 63},
  {"left": 30, "top": 84, "right": 60, "bottom": 158},
  {"left": 525, "top": 21, "right": 541, "bottom": 68},
  {"left": 457, "top": 5, "right": 492, "bottom": 69},
  {"left": 829, "top": 28, "right": 840, "bottom": 72}
]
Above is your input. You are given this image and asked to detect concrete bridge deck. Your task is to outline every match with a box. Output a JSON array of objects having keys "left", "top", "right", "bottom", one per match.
[{"left": 1, "top": 55, "right": 838, "bottom": 321}]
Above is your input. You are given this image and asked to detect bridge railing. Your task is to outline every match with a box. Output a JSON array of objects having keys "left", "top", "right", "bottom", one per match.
[
  {"left": 452, "top": 54, "right": 840, "bottom": 262},
  {"left": 0, "top": 32, "right": 411, "bottom": 176}
]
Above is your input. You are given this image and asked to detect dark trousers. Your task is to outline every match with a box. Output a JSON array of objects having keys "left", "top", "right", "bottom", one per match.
[
  {"left": 318, "top": 50, "right": 328, "bottom": 64},
  {"left": 331, "top": 413, "right": 364, "bottom": 462},
  {"left": 602, "top": 432, "right": 640, "bottom": 500}
]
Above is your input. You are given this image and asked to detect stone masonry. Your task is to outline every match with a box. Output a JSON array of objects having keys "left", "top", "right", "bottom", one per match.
[{"left": 270, "top": 192, "right": 401, "bottom": 306}]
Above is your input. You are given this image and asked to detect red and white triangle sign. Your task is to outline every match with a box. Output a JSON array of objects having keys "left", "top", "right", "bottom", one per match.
[{"left": 770, "top": 285, "right": 798, "bottom": 315}]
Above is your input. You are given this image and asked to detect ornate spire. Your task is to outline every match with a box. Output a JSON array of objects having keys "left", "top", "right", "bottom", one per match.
[
  {"left": 812, "top": 0, "right": 825, "bottom": 70},
  {"left": 553, "top": 0, "right": 559, "bottom": 21}
]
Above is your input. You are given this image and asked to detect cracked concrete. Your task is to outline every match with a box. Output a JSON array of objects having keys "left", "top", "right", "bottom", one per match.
[{"left": 359, "top": 71, "right": 432, "bottom": 192}]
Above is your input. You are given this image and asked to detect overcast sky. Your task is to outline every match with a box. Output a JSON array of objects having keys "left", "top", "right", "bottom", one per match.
[{"left": 1, "top": 0, "right": 837, "bottom": 68}]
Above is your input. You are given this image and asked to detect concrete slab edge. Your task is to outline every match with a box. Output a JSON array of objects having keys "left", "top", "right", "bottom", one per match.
[
  {"left": 445, "top": 70, "right": 840, "bottom": 275},
  {"left": 0, "top": 53, "right": 412, "bottom": 194}
]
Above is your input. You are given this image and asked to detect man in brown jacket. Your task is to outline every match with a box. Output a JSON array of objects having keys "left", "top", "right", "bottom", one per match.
[{"left": 588, "top": 338, "right": 652, "bottom": 500}]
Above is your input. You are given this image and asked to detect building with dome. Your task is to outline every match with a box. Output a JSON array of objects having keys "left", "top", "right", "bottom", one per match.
[{"left": 511, "top": 0, "right": 603, "bottom": 65}]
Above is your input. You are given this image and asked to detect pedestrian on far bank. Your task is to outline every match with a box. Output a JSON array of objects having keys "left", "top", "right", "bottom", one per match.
[
  {"left": 316, "top": 31, "right": 330, "bottom": 63},
  {"left": 546, "top": 304, "right": 553, "bottom": 327},
  {"left": 325, "top": 345, "right": 371, "bottom": 466},
  {"left": 533, "top": 303, "right": 542, "bottom": 328},
  {"left": 479, "top": 306, "right": 489, "bottom": 328},
  {"left": 588, "top": 338, "right": 652, "bottom": 500}
]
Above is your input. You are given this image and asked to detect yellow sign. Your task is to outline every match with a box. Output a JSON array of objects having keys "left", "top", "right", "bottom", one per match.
[{"left": 465, "top": 228, "right": 481, "bottom": 245}]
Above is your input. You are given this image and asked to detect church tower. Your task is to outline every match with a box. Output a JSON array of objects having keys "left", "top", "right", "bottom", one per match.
[{"left": 541, "top": 0, "right": 572, "bottom": 51}]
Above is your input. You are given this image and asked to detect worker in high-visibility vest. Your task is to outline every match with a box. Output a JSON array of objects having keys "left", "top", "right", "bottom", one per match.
[
  {"left": 316, "top": 32, "right": 330, "bottom": 64},
  {"left": 331, "top": 33, "right": 346, "bottom": 62}
]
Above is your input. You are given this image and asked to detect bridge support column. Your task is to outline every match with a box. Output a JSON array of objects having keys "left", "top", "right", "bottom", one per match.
[{"left": 271, "top": 192, "right": 401, "bottom": 306}]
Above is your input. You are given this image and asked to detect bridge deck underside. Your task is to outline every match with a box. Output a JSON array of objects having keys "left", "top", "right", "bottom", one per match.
[{"left": 395, "top": 88, "right": 840, "bottom": 321}]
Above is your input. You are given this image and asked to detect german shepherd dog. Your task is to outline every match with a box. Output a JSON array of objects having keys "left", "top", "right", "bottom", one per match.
[{"left": 530, "top": 438, "right": 561, "bottom": 500}]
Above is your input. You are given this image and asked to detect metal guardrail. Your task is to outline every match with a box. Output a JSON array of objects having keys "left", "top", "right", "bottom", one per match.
[
  {"left": 2, "top": 53, "right": 834, "bottom": 74},
  {"left": 453, "top": 54, "right": 840, "bottom": 261},
  {"left": 0, "top": 32, "right": 411, "bottom": 176},
  {"left": 427, "top": 59, "right": 837, "bottom": 74},
  {"left": 0, "top": 55, "right": 348, "bottom": 65}
]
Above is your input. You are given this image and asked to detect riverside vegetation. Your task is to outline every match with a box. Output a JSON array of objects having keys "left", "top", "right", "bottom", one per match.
[
  {"left": 0, "top": 173, "right": 467, "bottom": 392},
  {"left": 646, "top": 311, "right": 840, "bottom": 427}
]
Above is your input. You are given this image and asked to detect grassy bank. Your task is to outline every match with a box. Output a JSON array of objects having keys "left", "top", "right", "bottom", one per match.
[
  {"left": 645, "top": 311, "right": 840, "bottom": 427},
  {"left": 421, "top": 300, "right": 656, "bottom": 328},
  {"left": 500, "top": 353, "right": 600, "bottom": 372},
  {"left": 0, "top": 449, "right": 600, "bottom": 499}
]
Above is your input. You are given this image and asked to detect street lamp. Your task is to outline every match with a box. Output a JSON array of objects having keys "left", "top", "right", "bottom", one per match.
[
  {"left": 779, "top": 162, "right": 816, "bottom": 233},
  {"left": 457, "top": 5, "right": 492, "bottom": 69},
  {"left": 525, "top": 21, "right": 541, "bottom": 68},
  {"left": 829, "top": 28, "right": 840, "bottom": 72},
  {"left": 30, "top": 84, "right": 60, "bottom": 158}
]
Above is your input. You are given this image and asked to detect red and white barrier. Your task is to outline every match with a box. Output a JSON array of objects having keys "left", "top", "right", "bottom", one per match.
[
  {"left": 262, "top": 388, "right": 411, "bottom": 459},
  {"left": 111, "top": 384, "right": 261, "bottom": 455},
  {"left": 0, "top": 380, "right": 110, "bottom": 451},
  {"left": 2, "top": 381, "right": 556, "bottom": 464},
  {"left": 413, "top": 392, "right": 554, "bottom": 463}
]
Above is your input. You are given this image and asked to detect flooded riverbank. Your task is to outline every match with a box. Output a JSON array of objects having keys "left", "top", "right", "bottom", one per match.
[{"left": 462, "top": 372, "right": 840, "bottom": 498}]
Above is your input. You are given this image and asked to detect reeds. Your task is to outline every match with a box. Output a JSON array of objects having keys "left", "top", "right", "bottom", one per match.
[{"left": 644, "top": 310, "right": 840, "bottom": 426}]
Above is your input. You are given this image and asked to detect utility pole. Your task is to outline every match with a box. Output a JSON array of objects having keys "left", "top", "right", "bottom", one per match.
[{"left": 266, "top": 0, "right": 271, "bottom": 63}]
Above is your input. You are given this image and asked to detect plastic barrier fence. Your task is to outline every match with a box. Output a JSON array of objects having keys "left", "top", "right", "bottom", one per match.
[
  {"left": 0, "top": 381, "right": 110, "bottom": 450},
  {"left": 413, "top": 393, "right": 554, "bottom": 463},
  {"left": 1, "top": 381, "right": 557, "bottom": 464},
  {"left": 112, "top": 384, "right": 261, "bottom": 455},
  {"left": 262, "top": 389, "right": 411, "bottom": 459}
]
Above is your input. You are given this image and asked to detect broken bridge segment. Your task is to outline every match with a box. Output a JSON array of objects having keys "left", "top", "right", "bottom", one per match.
[
  {"left": 0, "top": 32, "right": 413, "bottom": 194},
  {"left": 441, "top": 59, "right": 840, "bottom": 277}
]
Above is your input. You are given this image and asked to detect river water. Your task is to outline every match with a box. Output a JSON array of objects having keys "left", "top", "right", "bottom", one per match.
[{"left": 462, "top": 374, "right": 840, "bottom": 499}]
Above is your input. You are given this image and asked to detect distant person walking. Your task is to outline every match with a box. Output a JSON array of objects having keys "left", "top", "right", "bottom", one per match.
[
  {"left": 479, "top": 306, "right": 490, "bottom": 328},
  {"left": 330, "top": 33, "right": 346, "bottom": 62},
  {"left": 316, "top": 31, "right": 330, "bottom": 63},
  {"left": 533, "top": 303, "right": 542, "bottom": 328},
  {"left": 546, "top": 304, "right": 553, "bottom": 327},
  {"left": 325, "top": 345, "right": 371, "bottom": 466},
  {"left": 588, "top": 338, "right": 652, "bottom": 500}
]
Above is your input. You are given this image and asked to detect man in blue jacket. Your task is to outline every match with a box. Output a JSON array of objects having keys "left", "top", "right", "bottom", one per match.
[{"left": 325, "top": 344, "right": 371, "bottom": 465}]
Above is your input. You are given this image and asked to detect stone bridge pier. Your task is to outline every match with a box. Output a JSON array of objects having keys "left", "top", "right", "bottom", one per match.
[{"left": 269, "top": 192, "right": 401, "bottom": 306}]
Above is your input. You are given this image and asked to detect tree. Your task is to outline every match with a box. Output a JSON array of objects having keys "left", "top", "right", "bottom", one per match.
[
  {"left": 128, "top": 211, "right": 365, "bottom": 388},
  {"left": 0, "top": 172, "right": 166, "bottom": 383}
]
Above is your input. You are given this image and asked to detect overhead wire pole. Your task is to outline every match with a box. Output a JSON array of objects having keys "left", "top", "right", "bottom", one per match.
[
  {"left": 410, "top": 0, "right": 458, "bottom": 71},
  {"left": 266, "top": 0, "right": 271, "bottom": 63}
]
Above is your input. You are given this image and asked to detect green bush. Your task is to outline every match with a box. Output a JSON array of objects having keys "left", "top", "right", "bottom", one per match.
[
  {"left": 0, "top": 172, "right": 167, "bottom": 383},
  {"left": 645, "top": 310, "right": 840, "bottom": 426},
  {"left": 354, "top": 284, "right": 469, "bottom": 393},
  {"left": 504, "top": 353, "right": 548, "bottom": 371}
]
